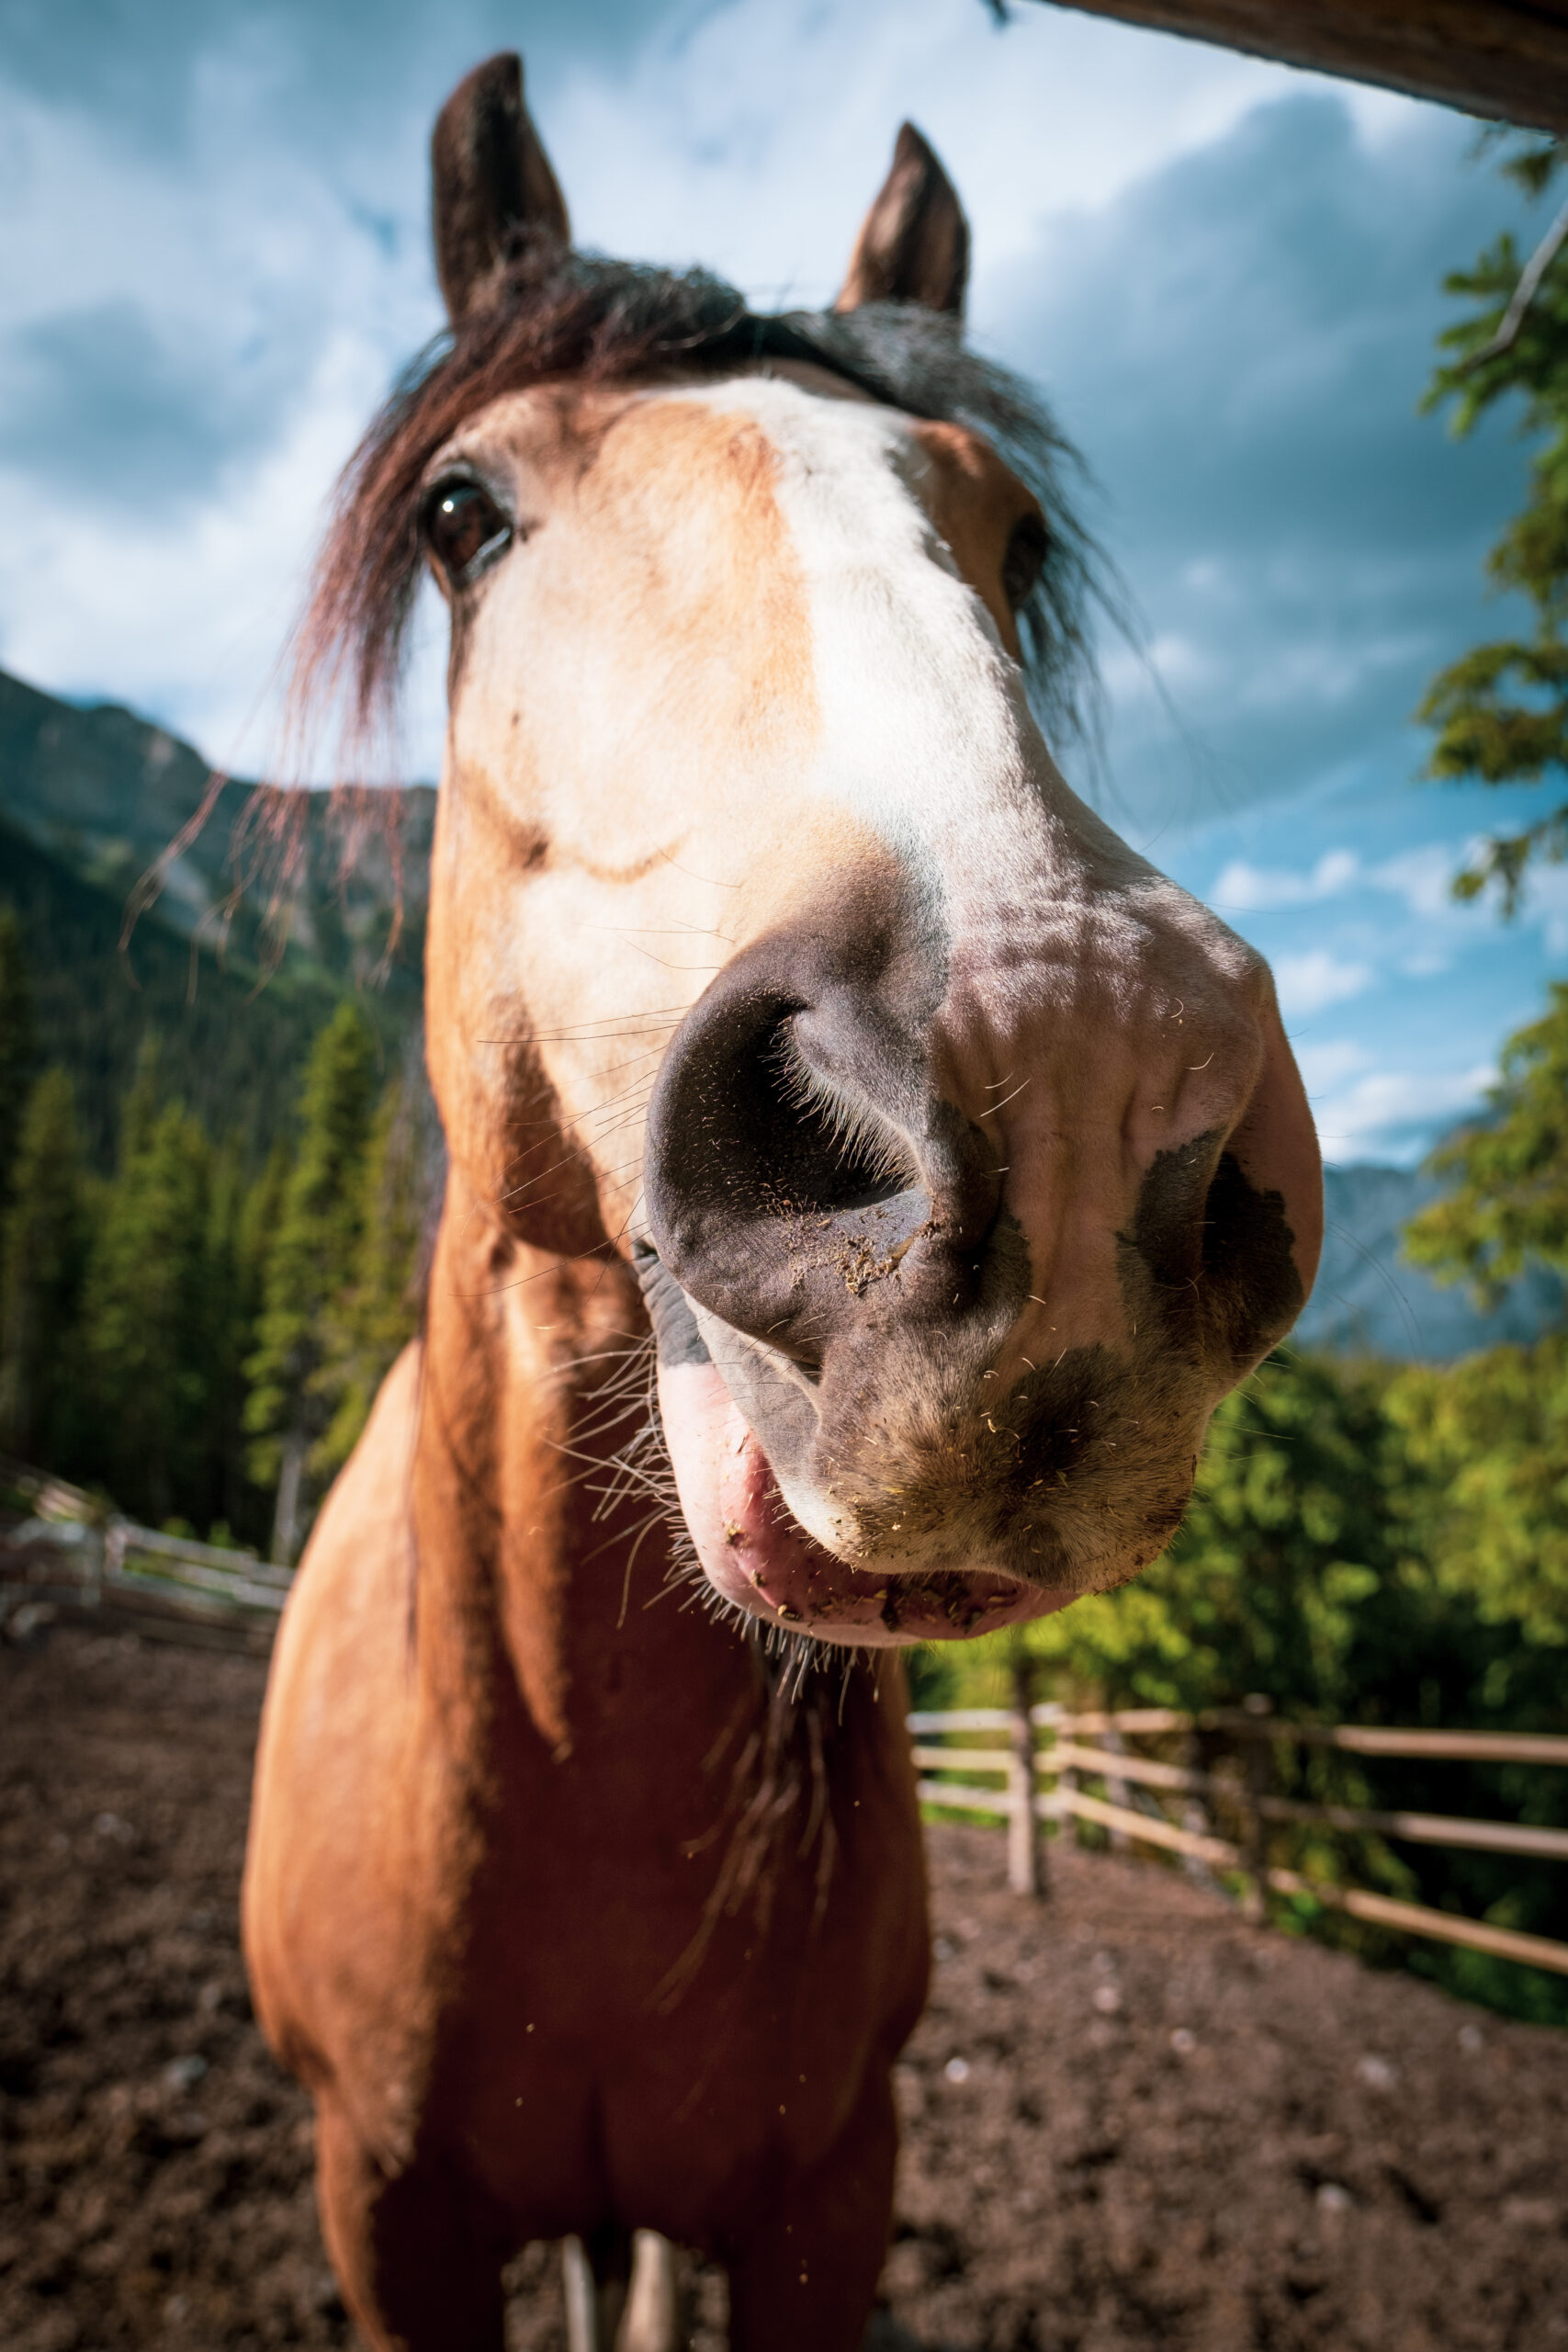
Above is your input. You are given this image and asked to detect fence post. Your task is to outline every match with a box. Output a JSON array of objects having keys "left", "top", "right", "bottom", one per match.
[
  {"left": 1240, "top": 1693, "right": 1273, "bottom": 1924},
  {"left": 1007, "top": 1658, "right": 1043, "bottom": 1898},
  {"left": 1101, "top": 1723, "right": 1131, "bottom": 1855},
  {"left": 1055, "top": 1723, "right": 1078, "bottom": 1862},
  {"left": 270, "top": 1431, "right": 307, "bottom": 1568},
  {"left": 97, "top": 1519, "right": 124, "bottom": 1611},
  {"left": 1179, "top": 1723, "right": 1216, "bottom": 1889}
]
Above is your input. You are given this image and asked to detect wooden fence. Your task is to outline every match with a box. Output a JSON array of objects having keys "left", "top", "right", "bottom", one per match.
[
  {"left": 5, "top": 1457, "right": 1566, "bottom": 1980},
  {"left": 910, "top": 1700, "right": 1568, "bottom": 1980},
  {"left": 1, "top": 1460, "right": 288, "bottom": 1653}
]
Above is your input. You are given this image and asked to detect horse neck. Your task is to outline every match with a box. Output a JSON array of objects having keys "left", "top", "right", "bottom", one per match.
[{"left": 411, "top": 1170, "right": 669, "bottom": 1757}]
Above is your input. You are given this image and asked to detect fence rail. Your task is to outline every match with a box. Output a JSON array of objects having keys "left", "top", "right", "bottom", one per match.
[
  {"left": 2, "top": 1458, "right": 288, "bottom": 1652},
  {"left": 914, "top": 1696, "right": 1568, "bottom": 1978},
  {"left": 5, "top": 1459, "right": 1566, "bottom": 1979}
]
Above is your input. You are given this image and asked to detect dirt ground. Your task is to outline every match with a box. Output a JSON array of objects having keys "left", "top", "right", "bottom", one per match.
[{"left": 1, "top": 1627, "right": 1565, "bottom": 2352}]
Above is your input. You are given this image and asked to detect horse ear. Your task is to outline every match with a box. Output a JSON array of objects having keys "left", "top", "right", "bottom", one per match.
[
  {"left": 432, "top": 51, "right": 570, "bottom": 326},
  {"left": 834, "top": 122, "right": 969, "bottom": 320}
]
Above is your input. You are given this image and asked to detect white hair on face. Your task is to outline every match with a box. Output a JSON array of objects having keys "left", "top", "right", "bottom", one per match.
[{"left": 671, "top": 373, "right": 1130, "bottom": 938}]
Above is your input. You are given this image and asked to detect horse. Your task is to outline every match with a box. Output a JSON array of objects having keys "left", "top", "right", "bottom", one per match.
[{"left": 243, "top": 51, "right": 1322, "bottom": 2352}]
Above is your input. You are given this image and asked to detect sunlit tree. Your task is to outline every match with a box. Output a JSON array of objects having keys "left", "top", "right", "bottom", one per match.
[
  {"left": 310, "top": 1067, "right": 428, "bottom": 1482},
  {"left": 1011, "top": 1353, "right": 1397, "bottom": 1718},
  {"left": 1420, "top": 134, "right": 1568, "bottom": 906},
  {"left": 244, "top": 1002, "right": 378, "bottom": 1561},
  {"left": 1404, "top": 981, "right": 1568, "bottom": 1309}
]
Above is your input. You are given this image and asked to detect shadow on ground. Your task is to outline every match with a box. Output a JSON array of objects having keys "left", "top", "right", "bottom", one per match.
[{"left": 1, "top": 1628, "right": 1564, "bottom": 2350}]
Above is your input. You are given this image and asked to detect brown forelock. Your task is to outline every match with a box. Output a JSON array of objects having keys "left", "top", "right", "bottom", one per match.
[
  {"left": 288, "top": 254, "right": 1109, "bottom": 781},
  {"left": 292, "top": 248, "right": 763, "bottom": 755}
]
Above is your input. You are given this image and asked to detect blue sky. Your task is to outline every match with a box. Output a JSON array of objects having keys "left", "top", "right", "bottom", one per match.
[{"left": 0, "top": 0, "right": 1563, "bottom": 1161}]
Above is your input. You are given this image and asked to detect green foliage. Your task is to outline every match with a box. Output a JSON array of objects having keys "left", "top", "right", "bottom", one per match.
[
  {"left": 0, "top": 908, "right": 37, "bottom": 1215},
  {"left": 943, "top": 1342, "right": 1568, "bottom": 2026},
  {"left": 0, "top": 997, "right": 422, "bottom": 1555},
  {"left": 1420, "top": 137, "right": 1568, "bottom": 909},
  {"left": 1008, "top": 1354, "right": 1396, "bottom": 1718},
  {"left": 244, "top": 1003, "right": 379, "bottom": 1500},
  {"left": 905, "top": 1645, "right": 962, "bottom": 1715},
  {"left": 240, "top": 1140, "right": 292, "bottom": 1317},
  {"left": 0, "top": 814, "right": 353, "bottom": 1175},
  {"left": 0, "top": 1069, "right": 92, "bottom": 1465},
  {"left": 1389, "top": 1336, "right": 1568, "bottom": 1650},
  {"left": 1404, "top": 981, "right": 1568, "bottom": 1306},
  {"left": 310, "top": 1069, "right": 426, "bottom": 1480},
  {"left": 79, "top": 1078, "right": 221, "bottom": 1528}
]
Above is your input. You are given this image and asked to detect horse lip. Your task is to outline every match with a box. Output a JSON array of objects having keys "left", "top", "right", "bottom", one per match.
[
  {"left": 659, "top": 1349, "right": 1067, "bottom": 1645},
  {"left": 637, "top": 1244, "right": 1183, "bottom": 1623},
  {"left": 637, "top": 1254, "right": 1086, "bottom": 1644}
]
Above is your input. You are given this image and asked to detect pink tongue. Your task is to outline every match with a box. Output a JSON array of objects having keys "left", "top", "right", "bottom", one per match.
[
  {"left": 656, "top": 1358, "right": 1058, "bottom": 1643},
  {"left": 656, "top": 1358, "right": 889, "bottom": 1632}
]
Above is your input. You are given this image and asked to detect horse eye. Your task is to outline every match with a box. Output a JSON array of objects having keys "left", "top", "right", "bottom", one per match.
[
  {"left": 424, "top": 481, "right": 511, "bottom": 582},
  {"left": 1002, "top": 513, "right": 1048, "bottom": 609}
]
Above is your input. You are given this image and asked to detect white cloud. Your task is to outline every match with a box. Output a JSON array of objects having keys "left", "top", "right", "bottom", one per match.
[
  {"left": 1366, "top": 833, "right": 1568, "bottom": 949},
  {"left": 553, "top": 0, "right": 1309, "bottom": 309},
  {"left": 0, "top": 327, "right": 394, "bottom": 776},
  {"left": 1234, "top": 628, "right": 1433, "bottom": 714},
  {"left": 1274, "top": 947, "right": 1374, "bottom": 1017},
  {"left": 1142, "top": 630, "right": 1217, "bottom": 690},
  {"left": 1293, "top": 1037, "right": 1371, "bottom": 1093},
  {"left": 1517, "top": 857, "right": 1568, "bottom": 954},
  {"left": 1211, "top": 847, "right": 1360, "bottom": 910},
  {"left": 0, "top": 0, "right": 1478, "bottom": 776},
  {"left": 1313, "top": 1061, "right": 1495, "bottom": 1163},
  {"left": 1367, "top": 842, "right": 1459, "bottom": 918}
]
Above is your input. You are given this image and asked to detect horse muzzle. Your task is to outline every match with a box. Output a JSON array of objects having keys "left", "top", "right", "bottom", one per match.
[{"left": 637, "top": 906, "right": 1321, "bottom": 1647}]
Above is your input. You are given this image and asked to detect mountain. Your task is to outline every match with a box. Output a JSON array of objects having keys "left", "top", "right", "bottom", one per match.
[
  {"left": 0, "top": 667, "right": 434, "bottom": 983},
  {"left": 0, "top": 668, "right": 432, "bottom": 1166},
  {"left": 2, "top": 666, "right": 1558, "bottom": 1354},
  {"left": 1295, "top": 1162, "right": 1562, "bottom": 1363}
]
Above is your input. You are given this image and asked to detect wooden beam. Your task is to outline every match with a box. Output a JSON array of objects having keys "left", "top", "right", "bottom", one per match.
[
  {"left": 1268, "top": 1865, "right": 1568, "bottom": 1974},
  {"left": 1208, "top": 1716, "right": 1568, "bottom": 1765},
  {"left": 1041, "top": 1781, "right": 1245, "bottom": 1869},
  {"left": 1037, "top": 2, "right": 1568, "bottom": 133}
]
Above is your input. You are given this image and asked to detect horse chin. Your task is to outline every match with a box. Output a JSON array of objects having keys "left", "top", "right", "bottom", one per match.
[{"left": 655, "top": 1354, "right": 1072, "bottom": 1648}]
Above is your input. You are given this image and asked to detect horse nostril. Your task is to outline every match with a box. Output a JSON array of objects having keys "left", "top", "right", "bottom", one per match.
[
  {"left": 645, "top": 936, "right": 1002, "bottom": 1363},
  {"left": 1127, "top": 1131, "right": 1310, "bottom": 1374},
  {"left": 762, "top": 1018, "right": 919, "bottom": 1217},
  {"left": 649, "top": 987, "right": 904, "bottom": 1228}
]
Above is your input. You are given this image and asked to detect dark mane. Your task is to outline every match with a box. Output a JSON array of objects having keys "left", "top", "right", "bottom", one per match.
[{"left": 297, "top": 233, "right": 1107, "bottom": 766}]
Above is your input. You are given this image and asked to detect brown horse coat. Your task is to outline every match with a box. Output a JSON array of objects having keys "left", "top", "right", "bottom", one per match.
[
  {"left": 247, "top": 1204, "right": 927, "bottom": 2348},
  {"left": 245, "top": 51, "right": 1321, "bottom": 2352}
]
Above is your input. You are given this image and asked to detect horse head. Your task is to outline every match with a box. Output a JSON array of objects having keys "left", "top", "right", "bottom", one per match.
[{"left": 305, "top": 52, "right": 1322, "bottom": 1651}]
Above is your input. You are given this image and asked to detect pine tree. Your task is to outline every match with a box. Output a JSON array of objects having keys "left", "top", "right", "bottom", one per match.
[
  {"left": 199, "top": 1138, "right": 256, "bottom": 1541},
  {"left": 83, "top": 1093, "right": 219, "bottom": 1526},
  {"left": 1388, "top": 1336, "right": 1568, "bottom": 1651},
  {"left": 244, "top": 1002, "right": 378, "bottom": 1561},
  {"left": 1403, "top": 981, "right": 1568, "bottom": 1309},
  {"left": 310, "top": 1068, "right": 428, "bottom": 1481},
  {"left": 0, "top": 1068, "right": 91, "bottom": 1468},
  {"left": 118, "top": 1031, "right": 162, "bottom": 1164},
  {"left": 1010, "top": 1352, "right": 1398, "bottom": 1718},
  {"left": 0, "top": 909, "right": 37, "bottom": 1217},
  {"left": 1420, "top": 135, "right": 1568, "bottom": 906},
  {"left": 1393, "top": 980, "right": 1568, "bottom": 1657}
]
